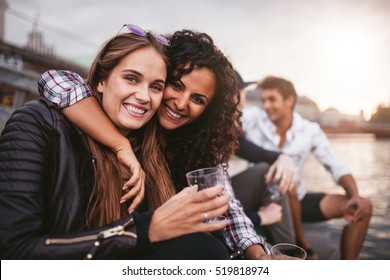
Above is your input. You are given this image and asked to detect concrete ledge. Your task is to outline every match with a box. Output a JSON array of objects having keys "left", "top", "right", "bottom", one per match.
[{"left": 303, "top": 221, "right": 340, "bottom": 259}]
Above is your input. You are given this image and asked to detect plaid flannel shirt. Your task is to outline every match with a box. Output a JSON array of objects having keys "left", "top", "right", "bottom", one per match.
[
  {"left": 38, "top": 70, "right": 93, "bottom": 108},
  {"left": 221, "top": 170, "right": 266, "bottom": 252},
  {"left": 38, "top": 69, "right": 267, "bottom": 255}
]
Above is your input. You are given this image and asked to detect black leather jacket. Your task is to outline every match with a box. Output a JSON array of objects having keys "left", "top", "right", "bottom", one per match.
[{"left": 0, "top": 99, "right": 150, "bottom": 259}]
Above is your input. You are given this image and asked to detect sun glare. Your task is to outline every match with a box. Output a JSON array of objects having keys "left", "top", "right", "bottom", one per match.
[
  {"left": 324, "top": 27, "right": 374, "bottom": 79},
  {"left": 312, "top": 20, "right": 386, "bottom": 118}
]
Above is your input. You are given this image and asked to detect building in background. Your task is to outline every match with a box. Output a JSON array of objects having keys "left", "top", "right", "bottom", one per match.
[
  {"left": 25, "top": 21, "right": 55, "bottom": 56},
  {"left": 0, "top": 0, "right": 87, "bottom": 132},
  {"left": 0, "top": 0, "right": 4, "bottom": 40},
  {"left": 295, "top": 96, "right": 321, "bottom": 123}
]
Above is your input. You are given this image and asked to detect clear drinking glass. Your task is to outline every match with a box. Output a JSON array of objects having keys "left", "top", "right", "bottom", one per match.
[
  {"left": 270, "top": 243, "right": 307, "bottom": 259},
  {"left": 267, "top": 182, "right": 283, "bottom": 201},
  {"left": 186, "top": 167, "right": 226, "bottom": 223}
]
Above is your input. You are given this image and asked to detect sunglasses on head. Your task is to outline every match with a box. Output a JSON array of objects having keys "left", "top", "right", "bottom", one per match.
[{"left": 117, "top": 24, "right": 170, "bottom": 46}]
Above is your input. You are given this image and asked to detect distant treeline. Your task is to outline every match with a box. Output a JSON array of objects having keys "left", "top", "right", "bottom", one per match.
[{"left": 370, "top": 105, "right": 390, "bottom": 124}]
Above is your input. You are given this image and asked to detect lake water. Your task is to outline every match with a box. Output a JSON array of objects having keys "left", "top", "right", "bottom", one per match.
[{"left": 301, "top": 133, "right": 390, "bottom": 259}]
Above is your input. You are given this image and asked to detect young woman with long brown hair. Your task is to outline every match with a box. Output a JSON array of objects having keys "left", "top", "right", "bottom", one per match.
[{"left": 0, "top": 26, "right": 230, "bottom": 259}]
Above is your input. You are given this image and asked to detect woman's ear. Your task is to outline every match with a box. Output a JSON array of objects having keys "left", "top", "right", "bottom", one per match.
[{"left": 97, "top": 80, "right": 105, "bottom": 94}]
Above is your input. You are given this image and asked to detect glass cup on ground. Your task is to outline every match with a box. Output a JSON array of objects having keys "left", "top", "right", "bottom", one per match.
[
  {"left": 270, "top": 243, "right": 307, "bottom": 260},
  {"left": 267, "top": 182, "right": 283, "bottom": 201},
  {"left": 186, "top": 167, "right": 226, "bottom": 223}
]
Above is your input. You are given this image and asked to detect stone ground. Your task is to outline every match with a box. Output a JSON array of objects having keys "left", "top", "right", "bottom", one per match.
[{"left": 303, "top": 215, "right": 390, "bottom": 260}]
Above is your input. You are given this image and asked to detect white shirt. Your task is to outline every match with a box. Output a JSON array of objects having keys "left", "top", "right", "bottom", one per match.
[{"left": 242, "top": 107, "right": 351, "bottom": 199}]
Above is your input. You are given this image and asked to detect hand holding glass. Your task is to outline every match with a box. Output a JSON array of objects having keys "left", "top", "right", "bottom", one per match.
[
  {"left": 186, "top": 167, "right": 226, "bottom": 223},
  {"left": 343, "top": 203, "right": 358, "bottom": 223}
]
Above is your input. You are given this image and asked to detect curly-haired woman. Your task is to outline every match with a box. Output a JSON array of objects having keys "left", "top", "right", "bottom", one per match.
[{"left": 38, "top": 29, "right": 283, "bottom": 259}]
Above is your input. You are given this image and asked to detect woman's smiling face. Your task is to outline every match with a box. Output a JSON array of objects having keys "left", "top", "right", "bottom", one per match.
[
  {"left": 157, "top": 66, "right": 216, "bottom": 130},
  {"left": 97, "top": 46, "right": 167, "bottom": 134}
]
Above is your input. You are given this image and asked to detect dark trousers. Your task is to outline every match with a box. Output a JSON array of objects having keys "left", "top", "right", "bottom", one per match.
[
  {"left": 232, "top": 162, "right": 296, "bottom": 245},
  {"left": 138, "top": 232, "right": 230, "bottom": 260}
]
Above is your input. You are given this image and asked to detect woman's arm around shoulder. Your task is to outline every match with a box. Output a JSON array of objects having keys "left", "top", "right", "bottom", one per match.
[{"left": 38, "top": 70, "right": 145, "bottom": 211}]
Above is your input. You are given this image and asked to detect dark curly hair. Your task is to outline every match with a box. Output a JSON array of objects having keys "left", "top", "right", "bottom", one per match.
[{"left": 164, "top": 29, "right": 242, "bottom": 190}]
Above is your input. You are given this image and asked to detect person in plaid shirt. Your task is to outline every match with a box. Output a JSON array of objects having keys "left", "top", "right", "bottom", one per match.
[{"left": 38, "top": 30, "right": 291, "bottom": 259}]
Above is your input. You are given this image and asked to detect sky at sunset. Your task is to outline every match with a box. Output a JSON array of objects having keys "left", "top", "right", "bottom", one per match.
[{"left": 4, "top": 0, "right": 390, "bottom": 119}]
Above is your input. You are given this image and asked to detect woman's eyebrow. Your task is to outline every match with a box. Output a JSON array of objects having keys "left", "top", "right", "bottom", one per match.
[
  {"left": 120, "top": 69, "right": 141, "bottom": 75},
  {"left": 121, "top": 69, "right": 165, "bottom": 84}
]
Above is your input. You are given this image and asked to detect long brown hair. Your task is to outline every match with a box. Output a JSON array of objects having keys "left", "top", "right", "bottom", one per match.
[{"left": 85, "top": 32, "right": 175, "bottom": 227}]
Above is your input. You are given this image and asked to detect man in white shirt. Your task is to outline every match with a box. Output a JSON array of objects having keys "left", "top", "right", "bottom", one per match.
[
  {"left": 243, "top": 75, "right": 372, "bottom": 259},
  {"left": 229, "top": 71, "right": 296, "bottom": 246}
]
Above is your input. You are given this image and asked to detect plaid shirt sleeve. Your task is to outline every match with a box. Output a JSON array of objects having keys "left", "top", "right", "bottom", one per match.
[
  {"left": 221, "top": 169, "right": 268, "bottom": 254},
  {"left": 38, "top": 70, "right": 93, "bottom": 108}
]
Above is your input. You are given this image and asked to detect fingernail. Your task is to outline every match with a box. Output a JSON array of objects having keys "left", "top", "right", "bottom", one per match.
[
  {"left": 120, "top": 199, "right": 126, "bottom": 204},
  {"left": 122, "top": 186, "right": 128, "bottom": 190},
  {"left": 128, "top": 209, "right": 134, "bottom": 214}
]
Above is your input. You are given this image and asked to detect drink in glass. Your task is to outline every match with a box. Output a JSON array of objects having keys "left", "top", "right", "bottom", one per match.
[{"left": 186, "top": 167, "right": 226, "bottom": 223}]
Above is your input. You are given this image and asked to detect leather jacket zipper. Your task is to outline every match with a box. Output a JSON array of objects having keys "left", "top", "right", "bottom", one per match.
[
  {"left": 44, "top": 156, "right": 137, "bottom": 258},
  {"left": 45, "top": 234, "right": 99, "bottom": 245},
  {"left": 45, "top": 217, "right": 136, "bottom": 245}
]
